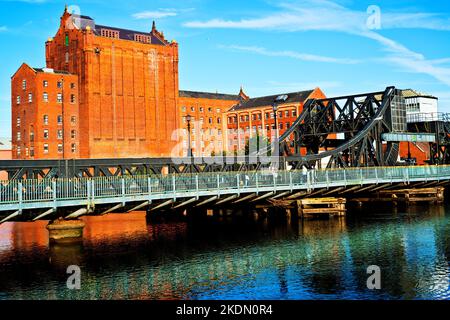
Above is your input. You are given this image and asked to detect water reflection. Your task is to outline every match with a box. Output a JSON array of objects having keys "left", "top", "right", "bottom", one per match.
[{"left": 0, "top": 206, "right": 449, "bottom": 300}]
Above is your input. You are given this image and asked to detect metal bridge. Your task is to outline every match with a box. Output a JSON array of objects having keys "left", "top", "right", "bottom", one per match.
[
  {"left": 1, "top": 86, "right": 450, "bottom": 223},
  {"left": 1, "top": 165, "right": 450, "bottom": 224}
]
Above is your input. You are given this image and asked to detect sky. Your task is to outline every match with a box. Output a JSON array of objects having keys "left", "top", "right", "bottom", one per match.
[{"left": 1, "top": 0, "right": 450, "bottom": 138}]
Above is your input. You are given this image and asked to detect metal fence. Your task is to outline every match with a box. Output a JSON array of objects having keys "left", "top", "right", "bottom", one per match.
[{"left": 1, "top": 166, "right": 450, "bottom": 208}]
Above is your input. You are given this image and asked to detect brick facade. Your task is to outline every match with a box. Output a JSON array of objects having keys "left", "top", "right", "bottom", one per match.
[
  {"left": 11, "top": 64, "right": 80, "bottom": 159},
  {"left": 226, "top": 88, "right": 327, "bottom": 153},
  {"left": 44, "top": 9, "right": 179, "bottom": 158}
]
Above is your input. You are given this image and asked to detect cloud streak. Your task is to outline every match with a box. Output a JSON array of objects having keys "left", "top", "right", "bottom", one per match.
[
  {"left": 185, "top": 0, "right": 450, "bottom": 88},
  {"left": 221, "top": 45, "right": 360, "bottom": 64},
  {"left": 133, "top": 9, "right": 177, "bottom": 20}
]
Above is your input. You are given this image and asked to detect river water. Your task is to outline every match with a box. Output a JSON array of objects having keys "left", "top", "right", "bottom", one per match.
[{"left": 0, "top": 205, "right": 449, "bottom": 300}]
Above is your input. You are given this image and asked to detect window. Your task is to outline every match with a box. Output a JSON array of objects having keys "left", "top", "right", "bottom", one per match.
[
  {"left": 28, "top": 93, "right": 33, "bottom": 103},
  {"left": 70, "top": 83, "right": 75, "bottom": 89},
  {"left": 182, "top": 116, "right": 186, "bottom": 123},
  {"left": 279, "top": 111, "right": 283, "bottom": 119},
  {"left": 217, "top": 118, "right": 221, "bottom": 124},
  {"left": 58, "top": 144, "right": 63, "bottom": 153},
  {"left": 65, "top": 52, "right": 69, "bottom": 63},
  {"left": 17, "top": 132, "right": 21, "bottom": 141},
  {"left": 134, "top": 34, "right": 151, "bottom": 43},
  {"left": 209, "top": 118, "right": 213, "bottom": 124},
  {"left": 208, "top": 107, "right": 212, "bottom": 112},
  {"left": 65, "top": 34, "right": 69, "bottom": 47},
  {"left": 100, "top": 28, "right": 120, "bottom": 39},
  {"left": 252, "top": 114, "right": 256, "bottom": 121},
  {"left": 71, "top": 130, "right": 76, "bottom": 139},
  {"left": 57, "top": 93, "right": 63, "bottom": 103},
  {"left": 285, "top": 111, "right": 290, "bottom": 117},
  {"left": 43, "top": 144, "right": 49, "bottom": 154},
  {"left": 22, "top": 80, "right": 26, "bottom": 90},
  {"left": 286, "top": 122, "right": 290, "bottom": 129},
  {"left": 70, "top": 94, "right": 76, "bottom": 103},
  {"left": 218, "top": 129, "right": 222, "bottom": 136},
  {"left": 16, "top": 117, "right": 20, "bottom": 127},
  {"left": 57, "top": 81, "right": 63, "bottom": 89},
  {"left": 57, "top": 130, "right": 63, "bottom": 140},
  {"left": 43, "top": 129, "right": 49, "bottom": 140},
  {"left": 279, "top": 123, "right": 283, "bottom": 130},
  {"left": 30, "top": 131, "right": 34, "bottom": 142},
  {"left": 199, "top": 107, "right": 204, "bottom": 112},
  {"left": 181, "top": 106, "right": 186, "bottom": 112},
  {"left": 43, "top": 80, "right": 48, "bottom": 87},
  {"left": 30, "top": 147, "right": 34, "bottom": 157},
  {"left": 57, "top": 115, "right": 63, "bottom": 125},
  {"left": 265, "top": 113, "right": 270, "bottom": 120},
  {"left": 43, "top": 92, "right": 48, "bottom": 102},
  {"left": 216, "top": 108, "right": 220, "bottom": 113},
  {"left": 17, "top": 146, "right": 21, "bottom": 156},
  {"left": 43, "top": 115, "right": 49, "bottom": 125},
  {"left": 292, "top": 110, "right": 297, "bottom": 117},
  {"left": 191, "top": 107, "right": 195, "bottom": 112},
  {"left": 16, "top": 96, "right": 21, "bottom": 105},
  {"left": 245, "top": 115, "right": 249, "bottom": 122},
  {"left": 258, "top": 114, "right": 262, "bottom": 120},
  {"left": 71, "top": 143, "right": 76, "bottom": 153}
]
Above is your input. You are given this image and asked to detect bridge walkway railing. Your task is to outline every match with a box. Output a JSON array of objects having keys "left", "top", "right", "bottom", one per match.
[{"left": 0, "top": 165, "right": 450, "bottom": 212}]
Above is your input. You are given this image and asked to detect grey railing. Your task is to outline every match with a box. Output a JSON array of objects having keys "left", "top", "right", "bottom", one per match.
[
  {"left": 1, "top": 166, "right": 450, "bottom": 212},
  {"left": 407, "top": 112, "right": 450, "bottom": 123}
]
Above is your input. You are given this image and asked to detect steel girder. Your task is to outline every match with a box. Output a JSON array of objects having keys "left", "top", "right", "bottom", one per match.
[{"left": 278, "top": 87, "right": 401, "bottom": 169}]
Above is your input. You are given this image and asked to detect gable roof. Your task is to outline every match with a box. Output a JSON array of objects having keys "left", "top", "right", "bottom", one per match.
[
  {"left": 179, "top": 90, "right": 239, "bottom": 101},
  {"left": 230, "top": 90, "right": 314, "bottom": 111}
]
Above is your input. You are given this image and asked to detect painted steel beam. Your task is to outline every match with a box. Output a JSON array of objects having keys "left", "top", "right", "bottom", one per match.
[
  {"left": 195, "top": 196, "right": 218, "bottom": 207},
  {"left": 65, "top": 208, "right": 88, "bottom": 219},
  {"left": 150, "top": 199, "right": 174, "bottom": 211},
  {"left": 32, "top": 208, "right": 55, "bottom": 221},
  {"left": 127, "top": 201, "right": 150, "bottom": 213},
  {"left": 173, "top": 197, "right": 197, "bottom": 209},
  {"left": 0, "top": 211, "right": 20, "bottom": 224}
]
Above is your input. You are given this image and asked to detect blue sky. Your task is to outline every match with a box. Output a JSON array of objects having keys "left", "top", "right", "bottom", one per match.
[{"left": 1, "top": 0, "right": 450, "bottom": 137}]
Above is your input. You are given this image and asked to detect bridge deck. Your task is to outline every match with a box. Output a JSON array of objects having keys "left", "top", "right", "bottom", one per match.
[{"left": 1, "top": 165, "right": 449, "bottom": 222}]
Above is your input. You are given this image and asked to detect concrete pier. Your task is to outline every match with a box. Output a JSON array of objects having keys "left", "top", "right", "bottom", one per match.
[{"left": 47, "top": 218, "right": 85, "bottom": 243}]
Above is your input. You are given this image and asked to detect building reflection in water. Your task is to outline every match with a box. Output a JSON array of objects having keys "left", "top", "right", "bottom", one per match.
[{"left": 0, "top": 206, "right": 448, "bottom": 300}]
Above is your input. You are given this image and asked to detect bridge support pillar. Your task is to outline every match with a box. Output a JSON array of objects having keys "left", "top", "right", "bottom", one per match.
[{"left": 47, "top": 218, "right": 85, "bottom": 243}]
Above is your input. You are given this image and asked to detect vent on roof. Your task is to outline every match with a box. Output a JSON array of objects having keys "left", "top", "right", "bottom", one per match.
[{"left": 42, "top": 68, "right": 54, "bottom": 73}]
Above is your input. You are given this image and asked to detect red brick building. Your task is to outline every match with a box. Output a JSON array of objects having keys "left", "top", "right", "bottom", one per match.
[
  {"left": 226, "top": 88, "right": 326, "bottom": 153},
  {"left": 11, "top": 64, "right": 79, "bottom": 159},
  {"left": 11, "top": 7, "right": 328, "bottom": 160},
  {"left": 177, "top": 91, "right": 241, "bottom": 157},
  {"left": 43, "top": 8, "right": 179, "bottom": 158}
]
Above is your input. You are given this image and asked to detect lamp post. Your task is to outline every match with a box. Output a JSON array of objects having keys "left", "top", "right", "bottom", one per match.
[
  {"left": 272, "top": 95, "right": 288, "bottom": 155},
  {"left": 186, "top": 114, "right": 192, "bottom": 157}
]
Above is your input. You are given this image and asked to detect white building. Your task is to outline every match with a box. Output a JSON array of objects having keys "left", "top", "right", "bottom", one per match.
[{"left": 402, "top": 89, "right": 439, "bottom": 122}]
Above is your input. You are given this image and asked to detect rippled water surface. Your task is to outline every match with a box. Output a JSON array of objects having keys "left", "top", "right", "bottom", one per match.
[{"left": 0, "top": 205, "right": 449, "bottom": 300}]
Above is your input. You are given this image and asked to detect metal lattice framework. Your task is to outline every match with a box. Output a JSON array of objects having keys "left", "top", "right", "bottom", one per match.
[
  {"left": 0, "top": 157, "right": 272, "bottom": 180},
  {"left": 276, "top": 87, "right": 401, "bottom": 169}
]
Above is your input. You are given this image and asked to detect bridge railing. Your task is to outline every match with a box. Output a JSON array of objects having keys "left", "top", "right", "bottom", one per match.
[{"left": 1, "top": 166, "right": 450, "bottom": 208}]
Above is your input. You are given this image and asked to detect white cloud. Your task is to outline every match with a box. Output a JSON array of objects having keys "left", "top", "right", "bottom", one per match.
[
  {"left": 185, "top": 0, "right": 450, "bottom": 88},
  {"left": 221, "top": 45, "right": 360, "bottom": 64},
  {"left": 133, "top": 9, "right": 177, "bottom": 20}
]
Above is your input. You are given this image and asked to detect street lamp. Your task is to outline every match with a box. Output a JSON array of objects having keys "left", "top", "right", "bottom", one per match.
[
  {"left": 186, "top": 114, "right": 193, "bottom": 157},
  {"left": 272, "top": 95, "right": 288, "bottom": 147}
]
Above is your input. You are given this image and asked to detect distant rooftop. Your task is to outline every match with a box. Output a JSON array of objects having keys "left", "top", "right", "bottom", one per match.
[
  {"left": 230, "top": 90, "right": 314, "bottom": 111},
  {"left": 179, "top": 90, "right": 239, "bottom": 101},
  {"left": 0, "top": 138, "right": 12, "bottom": 151},
  {"left": 401, "top": 89, "right": 437, "bottom": 100},
  {"left": 32, "top": 67, "right": 71, "bottom": 75}
]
